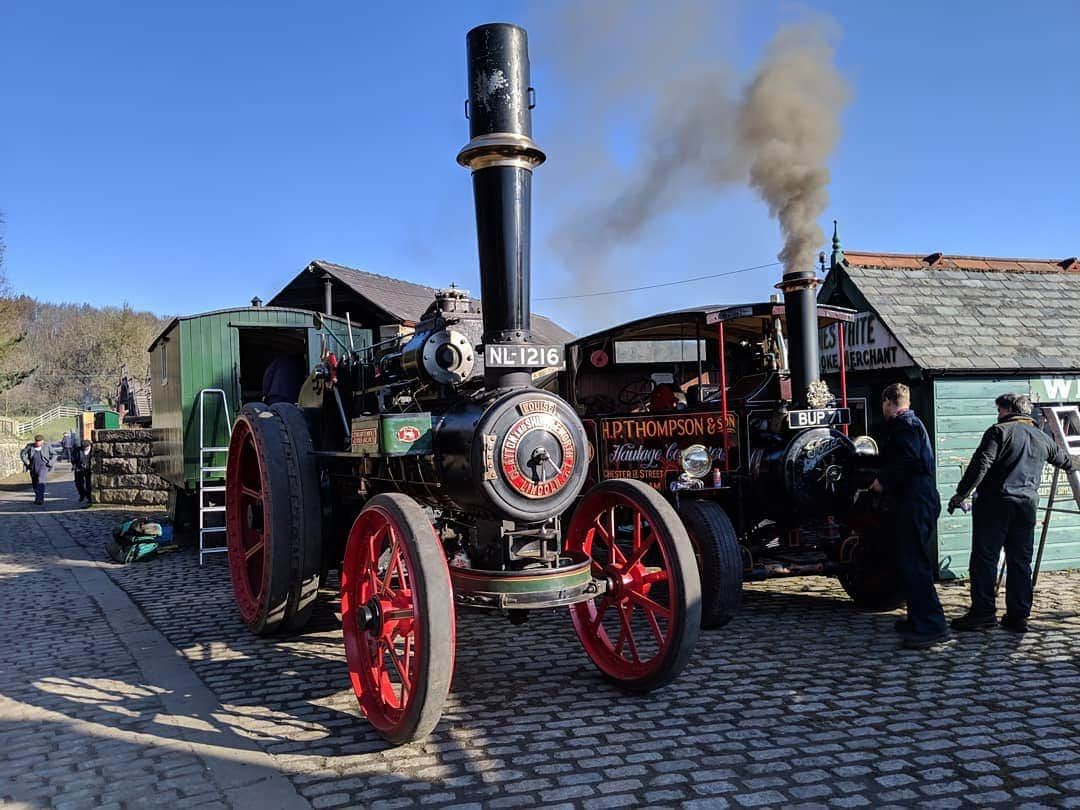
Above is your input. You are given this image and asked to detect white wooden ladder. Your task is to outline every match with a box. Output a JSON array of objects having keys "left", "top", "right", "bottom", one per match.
[{"left": 198, "top": 388, "right": 231, "bottom": 565}]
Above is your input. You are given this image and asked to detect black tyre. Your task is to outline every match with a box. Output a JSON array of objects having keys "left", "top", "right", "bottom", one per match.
[
  {"left": 565, "top": 479, "right": 701, "bottom": 693},
  {"left": 225, "top": 403, "right": 295, "bottom": 635},
  {"left": 678, "top": 500, "right": 743, "bottom": 629},
  {"left": 271, "top": 403, "right": 324, "bottom": 633},
  {"left": 838, "top": 533, "right": 906, "bottom": 611},
  {"left": 341, "top": 494, "right": 456, "bottom": 745}
]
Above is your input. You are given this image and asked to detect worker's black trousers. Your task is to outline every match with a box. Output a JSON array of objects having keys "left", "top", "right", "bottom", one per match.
[
  {"left": 75, "top": 470, "right": 91, "bottom": 502},
  {"left": 894, "top": 504, "right": 948, "bottom": 636},
  {"left": 969, "top": 495, "right": 1038, "bottom": 620}
]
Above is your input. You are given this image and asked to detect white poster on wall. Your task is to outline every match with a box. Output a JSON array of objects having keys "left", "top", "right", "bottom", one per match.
[{"left": 819, "top": 311, "right": 913, "bottom": 372}]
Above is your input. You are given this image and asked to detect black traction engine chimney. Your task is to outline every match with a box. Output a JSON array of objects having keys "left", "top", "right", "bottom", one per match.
[
  {"left": 457, "top": 23, "right": 546, "bottom": 388},
  {"left": 776, "top": 266, "right": 822, "bottom": 408}
]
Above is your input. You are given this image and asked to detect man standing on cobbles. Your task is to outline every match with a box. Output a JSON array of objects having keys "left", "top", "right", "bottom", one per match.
[
  {"left": 19, "top": 434, "right": 56, "bottom": 506},
  {"left": 949, "top": 393, "right": 1075, "bottom": 634},
  {"left": 870, "top": 383, "right": 951, "bottom": 649},
  {"left": 72, "top": 440, "right": 93, "bottom": 505}
]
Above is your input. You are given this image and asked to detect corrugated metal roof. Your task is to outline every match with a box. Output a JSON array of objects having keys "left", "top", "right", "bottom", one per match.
[{"left": 827, "top": 251, "right": 1080, "bottom": 372}]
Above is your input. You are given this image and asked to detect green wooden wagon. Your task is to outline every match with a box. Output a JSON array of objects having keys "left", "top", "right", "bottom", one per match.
[{"left": 148, "top": 306, "right": 370, "bottom": 555}]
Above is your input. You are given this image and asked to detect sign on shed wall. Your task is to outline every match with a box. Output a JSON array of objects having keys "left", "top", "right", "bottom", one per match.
[
  {"left": 819, "top": 312, "right": 913, "bottom": 372},
  {"left": 1030, "top": 376, "right": 1080, "bottom": 403}
]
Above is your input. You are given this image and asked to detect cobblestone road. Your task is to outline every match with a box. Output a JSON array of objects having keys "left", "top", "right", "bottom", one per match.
[{"left": 1, "top": 472, "right": 1078, "bottom": 808}]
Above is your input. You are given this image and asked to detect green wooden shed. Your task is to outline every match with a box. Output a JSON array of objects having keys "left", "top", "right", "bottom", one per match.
[
  {"left": 148, "top": 306, "right": 369, "bottom": 493},
  {"left": 818, "top": 226, "right": 1080, "bottom": 579}
]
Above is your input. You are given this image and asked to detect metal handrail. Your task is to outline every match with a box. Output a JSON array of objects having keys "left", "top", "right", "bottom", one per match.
[{"left": 197, "top": 389, "right": 232, "bottom": 564}]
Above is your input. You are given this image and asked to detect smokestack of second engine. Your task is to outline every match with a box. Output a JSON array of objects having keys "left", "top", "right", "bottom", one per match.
[
  {"left": 776, "top": 266, "right": 821, "bottom": 408},
  {"left": 458, "top": 23, "right": 546, "bottom": 388}
]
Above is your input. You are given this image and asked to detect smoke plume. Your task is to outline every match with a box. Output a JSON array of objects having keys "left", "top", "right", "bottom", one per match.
[
  {"left": 738, "top": 23, "right": 850, "bottom": 272},
  {"left": 544, "top": 8, "right": 849, "bottom": 288}
]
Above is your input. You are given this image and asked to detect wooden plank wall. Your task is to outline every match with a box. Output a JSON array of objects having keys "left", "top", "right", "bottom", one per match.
[{"left": 933, "top": 377, "right": 1080, "bottom": 579}]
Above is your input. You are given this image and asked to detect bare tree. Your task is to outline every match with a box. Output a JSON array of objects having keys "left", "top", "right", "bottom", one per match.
[{"left": 0, "top": 213, "right": 36, "bottom": 397}]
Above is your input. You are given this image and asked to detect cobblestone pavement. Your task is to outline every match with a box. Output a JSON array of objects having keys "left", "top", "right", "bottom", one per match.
[{"left": 1, "top": 474, "right": 1078, "bottom": 808}]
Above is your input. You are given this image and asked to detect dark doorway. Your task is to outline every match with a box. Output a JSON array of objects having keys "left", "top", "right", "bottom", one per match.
[{"left": 236, "top": 327, "right": 308, "bottom": 406}]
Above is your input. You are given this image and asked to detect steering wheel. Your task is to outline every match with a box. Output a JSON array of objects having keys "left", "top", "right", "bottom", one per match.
[
  {"left": 580, "top": 394, "right": 616, "bottom": 416},
  {"left": 618, "top": 378, "right": 656, "bottom": 410}
]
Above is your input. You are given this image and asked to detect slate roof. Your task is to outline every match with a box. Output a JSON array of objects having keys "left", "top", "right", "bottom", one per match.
[
  {"left": 825, "top": 251, "right": 1080, "bottom": 372},
  {"left": 271, "top": 260, "right": 576, "bottom": 346},
  {"left": 312, "top": 261, "right": 437, "bottom": 323}
]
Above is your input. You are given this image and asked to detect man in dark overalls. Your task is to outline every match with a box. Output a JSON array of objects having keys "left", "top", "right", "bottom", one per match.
[
  {"left": 949, "top": 393, "right": 1075, "bottom": 633},
  {"left": 19, "top": 434, "right": 57, "bottom": 506},
  {"left": 72, "top": 440, "right": 93, "bottom": 504},
  {"left": 871, "top": 383, "right": 950, "bottom": 649}
]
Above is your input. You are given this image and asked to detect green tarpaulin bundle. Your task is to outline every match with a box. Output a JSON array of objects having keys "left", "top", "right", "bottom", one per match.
[{"left": 106, "top": 518, "right": 176, "bottom": 564}]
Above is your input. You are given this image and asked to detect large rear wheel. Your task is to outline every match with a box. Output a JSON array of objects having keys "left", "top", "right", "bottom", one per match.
[
  {"left": 271, "top": 403, "right": 323, "bottom": 632},
  {"left": 340, "top": 494, "right": 455, "bottom": 745},
  {"left": 678, "top": 500, "right": 743, "bottom": 629},
  {"left": 565, "top": 479, "right": 700, "bottom": 692},
  {"left": 225, "top": 404, "right": 295, "bottom": 635}
]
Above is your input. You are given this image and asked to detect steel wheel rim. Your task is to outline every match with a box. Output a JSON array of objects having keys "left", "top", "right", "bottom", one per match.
[
  {"left": 341, "top": 506, "right": 423, "bottom": 734},
  {"left": 226, "top": 417, "right": 269, "bottom": 623},
  {"left": 566, "top": 491, "right": 679, "bottom": 679}
]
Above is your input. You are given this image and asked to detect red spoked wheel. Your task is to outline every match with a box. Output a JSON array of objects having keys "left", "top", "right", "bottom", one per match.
[
  {"left": 225, "top": 404, "right": 294, "bottom": 635},
  {"left": 565, "top": 479, "right": 701, "bottom": 692},
  {"left": 341, "top": 494, "right": 455, "bottom": 745}
]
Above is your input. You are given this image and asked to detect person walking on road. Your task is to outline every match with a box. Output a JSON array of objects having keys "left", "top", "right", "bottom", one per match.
[
  {"left": 870, "top": 383, "right": 951, "bottom": 650},
  {"left": 949, "top": 393, "right": 1076, "bottom": 634},
  {"left": 72, "top": 440, "right": 93, "bottom": 505},
  {"left": 19, "top": 434, "right": 57, "bottom": 506}
]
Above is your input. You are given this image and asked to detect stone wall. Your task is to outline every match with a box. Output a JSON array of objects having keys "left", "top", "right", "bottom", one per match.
[
  {"left": 91, "top": 429, "right": 170, "bottom": 506},
  {"left": 0, "top": 442, "right": 24, "bottom": 480}
]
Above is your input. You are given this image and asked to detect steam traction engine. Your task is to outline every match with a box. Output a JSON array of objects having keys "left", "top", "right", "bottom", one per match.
[
  {"left": 561, "top": 274, "right": 896, "bottom": 629},
  {"left": 223, "top": 23, "right": 700, "bottom": 745}
]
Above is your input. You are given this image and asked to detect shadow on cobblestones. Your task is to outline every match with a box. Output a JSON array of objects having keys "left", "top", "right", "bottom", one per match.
[{"left": 4, "top": 499, "right": 1079, "bottom": 809}]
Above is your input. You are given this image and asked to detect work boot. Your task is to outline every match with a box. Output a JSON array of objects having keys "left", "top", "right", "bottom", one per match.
[
  {"left": 951, "top": 612, "right": 996, "bottom": 631},
  {"left": 902, "top": 629, "right": 952, "bottom": 650},
  {"left": 1000, "top": 614, "right": 1029, "bottom": 633}
]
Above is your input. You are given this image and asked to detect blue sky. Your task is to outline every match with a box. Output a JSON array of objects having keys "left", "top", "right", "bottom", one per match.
[{"left": 1, "top": 1, "right": 1077, "bottom": 336}]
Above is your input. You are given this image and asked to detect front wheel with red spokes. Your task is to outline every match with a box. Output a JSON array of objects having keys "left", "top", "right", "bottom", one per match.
[
  {"left": 341, "top": 494, "right": 455, "bottom": 745},
  {"left": 565, "top": 479, "right": 701, "bottom": 692}
]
